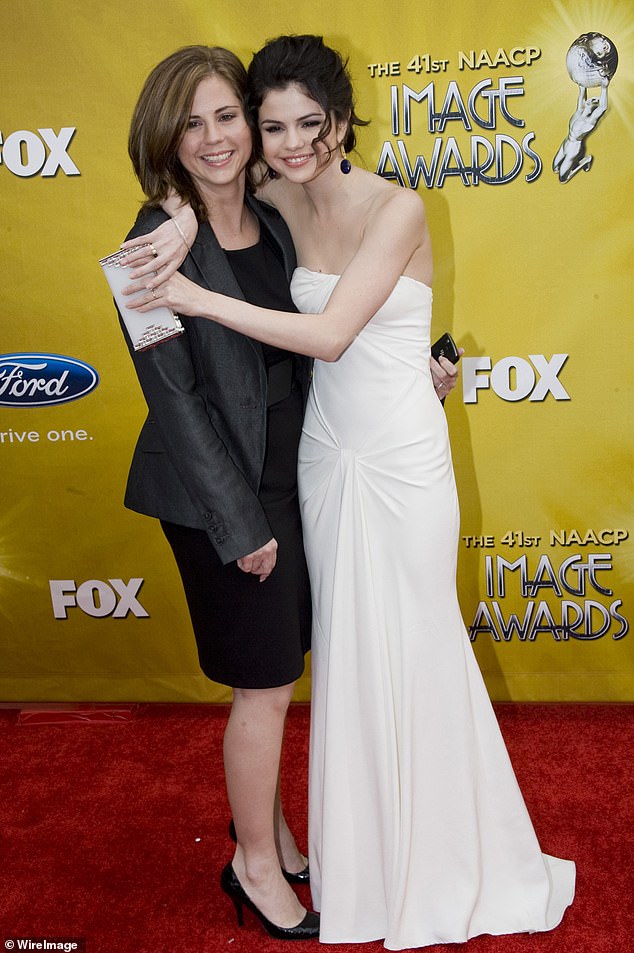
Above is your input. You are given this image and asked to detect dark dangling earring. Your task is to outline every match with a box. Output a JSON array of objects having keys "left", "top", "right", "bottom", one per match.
[
  {"left": 340, "top": 148, "right": 351, "bottom": 174},
  {"left": 267, "top": 165, "right": 279, "bottom": 179}
]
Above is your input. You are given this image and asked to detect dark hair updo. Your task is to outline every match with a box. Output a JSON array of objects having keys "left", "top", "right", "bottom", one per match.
[{"left": 245, "top": 34, "right": 369, "bottom": 161}]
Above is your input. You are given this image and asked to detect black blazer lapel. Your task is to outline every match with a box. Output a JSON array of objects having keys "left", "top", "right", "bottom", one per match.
[{"left": 247, "top": 193, "right": 297, "bottom": 282}]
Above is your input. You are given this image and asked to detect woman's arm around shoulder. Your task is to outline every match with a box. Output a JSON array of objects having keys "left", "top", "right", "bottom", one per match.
[
  {"left": 123, "top": 184, "right": 431, "bottom": 362},
  {"left": 119, "top": 198, "right": 198, "bottom": 280}
]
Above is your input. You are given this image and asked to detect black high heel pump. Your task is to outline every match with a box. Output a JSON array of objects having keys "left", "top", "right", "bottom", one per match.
[
  {"left": 228, "top": 819, "right": 310, "bottom": 885},
  {"left": 220, "top": 862, "right": 320, "bottom": 940}
]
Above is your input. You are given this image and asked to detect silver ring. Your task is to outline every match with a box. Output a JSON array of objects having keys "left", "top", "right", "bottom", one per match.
[
  {"left": 151, "top": 288, "right": 158, "bottom": 299},
  {"left": 149, "top": 243, "right": 158, "bottom": 259}
]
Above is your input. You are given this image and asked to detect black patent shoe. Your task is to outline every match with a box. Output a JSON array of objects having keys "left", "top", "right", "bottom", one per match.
[
  {"left": 228, "top": 819, "right": 310, "bottom": 885},
  {"left": 282, "top": 864, "right": 311, "bottom": 885},
  {"left": 220, "top": 862, "right": 320, "bottom": 940}
]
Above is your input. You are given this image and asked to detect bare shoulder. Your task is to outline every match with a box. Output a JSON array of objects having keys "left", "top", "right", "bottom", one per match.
[
  {"left": 358, "top": 176, "right": 432, "bottom": 281},
  {"left": 365, "top": 177, "right": 427, "bottom": 234},
  {"left": 255, "top": 176, "right": 279, "bottom": 208},
  {"left": 381, "top": 179, "right": 425, "bottom": 217}
]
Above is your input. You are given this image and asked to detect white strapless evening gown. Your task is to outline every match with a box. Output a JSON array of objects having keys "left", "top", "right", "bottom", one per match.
[{"left": 291, "top": 268, "right": 575, "bottom": 950}]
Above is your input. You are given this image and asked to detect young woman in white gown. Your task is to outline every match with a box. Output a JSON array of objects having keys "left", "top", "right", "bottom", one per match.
[{"left": 125, "top": 34, "right": 575, "bottom": 951}]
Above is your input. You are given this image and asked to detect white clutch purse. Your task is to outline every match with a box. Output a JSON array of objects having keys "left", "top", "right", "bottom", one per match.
[{"left": 99, "top": 246, "right": 185, "bottom": 351}]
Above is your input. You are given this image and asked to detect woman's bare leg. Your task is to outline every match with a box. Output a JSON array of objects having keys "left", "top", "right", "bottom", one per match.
[
  {"left": 224, "top": 682, "right": 306, "bottom": 926},
  {"left": 274, "top": 777, "right": 308, "bottom": 874}
]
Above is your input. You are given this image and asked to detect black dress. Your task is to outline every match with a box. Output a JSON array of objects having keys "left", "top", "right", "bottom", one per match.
[{"left": 161, "top": 235, "right": 311, "bottom": 689}]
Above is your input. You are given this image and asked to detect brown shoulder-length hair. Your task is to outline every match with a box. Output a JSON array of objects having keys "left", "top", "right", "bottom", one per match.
[{"left": 128, "top": 45, "right": 254, "bottom": 220}]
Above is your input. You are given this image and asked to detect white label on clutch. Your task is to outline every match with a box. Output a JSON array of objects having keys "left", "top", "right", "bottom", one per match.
[{"left": 99, "top": 246, "right": 185, "bottom": 351}]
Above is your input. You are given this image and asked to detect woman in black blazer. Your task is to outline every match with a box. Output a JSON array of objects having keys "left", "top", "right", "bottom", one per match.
[{"left": 118, "top": 46, "right": 317, "bottom": 939}]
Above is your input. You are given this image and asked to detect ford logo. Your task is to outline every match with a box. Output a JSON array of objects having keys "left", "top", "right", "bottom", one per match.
[{"left": 0, "top": 353, "right": 99, "bottom": 407}]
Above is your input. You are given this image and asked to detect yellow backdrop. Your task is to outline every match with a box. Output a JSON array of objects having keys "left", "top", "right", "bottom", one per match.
[{"left": 1, "top": 0, "right": 632, "bottom": 701}]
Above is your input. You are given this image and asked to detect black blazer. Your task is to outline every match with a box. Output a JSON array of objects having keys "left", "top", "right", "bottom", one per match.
[{"left": 119, "top": 195, "right": 310, "bottom": 565}]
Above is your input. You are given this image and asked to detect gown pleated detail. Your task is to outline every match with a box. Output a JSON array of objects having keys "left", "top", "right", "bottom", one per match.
[{"left": 291, "top": 267, "right": 575, "bottom": 949}]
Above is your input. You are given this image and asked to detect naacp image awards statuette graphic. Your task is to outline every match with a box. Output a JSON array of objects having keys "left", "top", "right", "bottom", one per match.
[{"left": 553, "top": 32, "right": 618, "bottom": 183}]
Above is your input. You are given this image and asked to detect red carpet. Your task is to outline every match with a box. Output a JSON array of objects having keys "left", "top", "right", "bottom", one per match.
[{"left": 1, "top": 703, "right": 632, "bottom": 952}]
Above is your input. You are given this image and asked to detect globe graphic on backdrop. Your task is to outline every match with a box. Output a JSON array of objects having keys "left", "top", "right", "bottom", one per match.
[{"left": 566, "top": 33, "right": 618, "bottom": 87}]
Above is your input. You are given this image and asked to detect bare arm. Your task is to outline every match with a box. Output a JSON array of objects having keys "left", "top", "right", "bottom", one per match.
[
  {"left": 119, "top": 201, "right": 198, "bottom": 280},
  {"left": 125, "top": 188, "right": 430, "bottom": 362}
]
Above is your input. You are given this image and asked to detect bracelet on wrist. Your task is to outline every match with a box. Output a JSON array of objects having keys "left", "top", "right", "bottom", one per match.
[{"left": 171, "top": 216, "right": 191, "bottom": 252}]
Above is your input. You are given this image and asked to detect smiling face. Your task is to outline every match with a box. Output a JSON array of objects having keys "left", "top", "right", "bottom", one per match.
[
  {"left": 258, "top": 83, "right": 345, "bottom": 182},
  {"left": 177, "top": 74, "right": 253, "bottom": 198}
]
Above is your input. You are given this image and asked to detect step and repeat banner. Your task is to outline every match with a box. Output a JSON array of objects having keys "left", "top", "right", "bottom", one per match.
[{"left": 1, "top": 0, "right": 632, "bottom": 701}]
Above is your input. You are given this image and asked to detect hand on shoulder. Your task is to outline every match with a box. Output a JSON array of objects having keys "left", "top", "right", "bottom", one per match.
[{"left": 257, "top": 174, "right": 307, "bottom": 218}]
